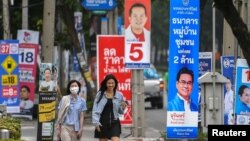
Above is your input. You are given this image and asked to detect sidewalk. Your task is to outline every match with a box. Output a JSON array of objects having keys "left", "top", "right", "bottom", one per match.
[{"left": 21, "top": 115, "right": 164, "bottom": 141}]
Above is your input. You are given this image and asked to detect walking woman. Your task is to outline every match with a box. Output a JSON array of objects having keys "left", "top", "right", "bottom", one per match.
[
  {"left": 92, "top": 74, "right": 127, "bottom": 141},
  {"left": 56, "top": 80, "right": 87, "bottom": 141}
]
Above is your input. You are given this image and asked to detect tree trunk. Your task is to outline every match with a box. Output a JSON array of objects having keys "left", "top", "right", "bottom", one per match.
[
  {"left": 214, "top": 0, "right": 250, "bottom": 65},
  {"left": 57, "top": 1, "right": 81, "bottom": 52}
]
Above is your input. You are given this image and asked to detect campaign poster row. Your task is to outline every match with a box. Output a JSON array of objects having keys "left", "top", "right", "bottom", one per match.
[
  {"left": 221, "top": 56, "right": 250, "bottom": 125},
  {"left": 0, "top": 41, "right": 38, "bottom": 118},
  {"left": 0, "top": 30, "right": 39, "bottom": 120}
]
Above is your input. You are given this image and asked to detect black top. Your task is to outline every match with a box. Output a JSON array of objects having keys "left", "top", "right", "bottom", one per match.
[{"left": 100, "top": 99, "right": 115, "bottom": 126}]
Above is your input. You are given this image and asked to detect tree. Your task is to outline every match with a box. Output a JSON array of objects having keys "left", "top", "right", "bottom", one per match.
[
  {"left": 57, "top": 0, "right": 96, "bottom": 100},
  {"left": 201, "top": 0, "right": 250, "bottom": 66}
]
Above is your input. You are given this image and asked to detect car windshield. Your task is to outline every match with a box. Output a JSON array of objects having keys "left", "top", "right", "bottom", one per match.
[{"left": 143, "top": 64, "right": 160, "bottom": 79}]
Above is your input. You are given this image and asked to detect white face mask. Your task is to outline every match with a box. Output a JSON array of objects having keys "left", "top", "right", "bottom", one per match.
[{"left": 70, "top": 87, "right": 79, "bottom": 94}]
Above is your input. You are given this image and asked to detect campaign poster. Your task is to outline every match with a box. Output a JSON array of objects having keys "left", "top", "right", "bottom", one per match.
[
  {"left": 97, "top": 35, "right": 132, "bottom": 125},
  {"left": 37, "top": 92, "right": 57, "bottom": 141},
  {"left": 166, "top": 0, "right": 200, "bottom": 139},
  {"left": 0, "top": 40, "right": 20, "bottom": 113},
  {"left": 124, "top": 0, "right": 151, "bottom": 69},
  {"left": 39, "top": 63, "right": 57, "bottom": 92},
  {"left": 235, "top": 59, "right": 250, "bottom": 125},
  {"left": 17, "top": 29, "right": 39, "bottom": 44},
  {"left": 221, "top": 56, "right": 235, "bottom": 125},
  {"left": 11, "top": 43, "right": 38, "bottom": 119},
  {"left": 199, "top": 52, "right": 212, "bottom": 77}
]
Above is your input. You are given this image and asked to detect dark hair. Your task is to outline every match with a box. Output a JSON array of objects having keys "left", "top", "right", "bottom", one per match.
[
  {"left": 21, "top": 85, "right": 30, "bottom": 93},
  {"left": 238, "top": 85, "right": 249, "bottom": 96},
  {"left": 52, "top": 66, "right": 57, "bottom": 73},
  {"left": 97, "top": 74, "right": 118, "bottom": 103},
  {"left": 44, "top": 67, "right": 51, "bottom": 73},
  {"left": 66, "top": 80, "right": 81, "bottom": 95},
  {"left": 226, "top": 77, "right": 232, "bottom": 83},
  {"left": 176, "top": 67, "right": 194, "bottom": 82},
  {"left": 129, "top": 3, "right": 147, "bottom": 16}
]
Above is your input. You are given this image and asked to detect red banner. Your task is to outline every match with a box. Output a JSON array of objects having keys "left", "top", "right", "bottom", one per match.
[
  {"left": 97, "top": 35, "right": 132, "bottom": 125},
  {"left": 18, "top": 43, "right": 38, "bottom": 118}
]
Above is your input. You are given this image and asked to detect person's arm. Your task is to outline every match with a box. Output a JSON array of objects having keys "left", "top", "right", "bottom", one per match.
[
  {"left": 77, "top": 112, "right": 84, "bottom": 138},
  {"left": 92, "top": 95, "right": 101, "bottom": 127},
  {"left": 92, "top": 92, "right": 102, "bottom": 132},
  {"left": 56, "top": 123, "right": 61, "bottom": 140},
  {"left": 118, "top": 94, "right": 127, "bottom": 114}
]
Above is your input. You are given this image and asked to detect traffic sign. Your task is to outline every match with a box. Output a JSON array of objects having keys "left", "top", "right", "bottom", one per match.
[{"left": 1, "top": 55, "right": 17, "bottom": 74}]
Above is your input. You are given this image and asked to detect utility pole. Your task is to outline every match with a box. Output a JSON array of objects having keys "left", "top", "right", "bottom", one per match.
[
  {"left": 42, "top": 0, "right": 56, "bottom": 62},
  {"left": 22, "top": 0, "right": 28, "bottom": 29},
  {"left": 132, "top": 70, "right": 145, "bottom": 137},
  {"left": 3, "top": 0, "right": 11, "bottom": 39}
]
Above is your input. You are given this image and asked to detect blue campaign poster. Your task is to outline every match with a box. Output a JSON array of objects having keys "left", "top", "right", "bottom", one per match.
[
  {"left": 221, "top": 56, "right": 235, "bottom": 125},
  {"left": 235, "top": 59, "right": 250, "bottom": 125},
  {"left": 166, "top": 0, "right": 200, "bottom": 139},
  {"left": 0, "top": 40, "right": 20, "bottom": 113}
]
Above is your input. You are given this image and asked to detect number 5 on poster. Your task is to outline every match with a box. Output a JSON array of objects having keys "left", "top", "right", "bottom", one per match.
[{"left": 125, "top": 42, "right": 149, "bottom": 64}]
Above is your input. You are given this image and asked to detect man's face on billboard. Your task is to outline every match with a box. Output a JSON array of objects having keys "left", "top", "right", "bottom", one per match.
[
  {"left": 129, "top": 6, "right": 147, "bottom": 32},
  {"left": 176, "top": 73, "right": 193, "bottom": 100}
]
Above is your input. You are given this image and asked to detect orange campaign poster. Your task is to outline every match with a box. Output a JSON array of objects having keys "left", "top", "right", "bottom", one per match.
[{"left": 97, "top": 35, "right": 132, "bottom": 125}]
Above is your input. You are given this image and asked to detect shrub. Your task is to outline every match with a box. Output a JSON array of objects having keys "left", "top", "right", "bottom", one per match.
[
  {"left": 0, "top": 139, "right": 24, "bottom": 141},
  {"left": 0, "top": 116, "right": 21, "bottom": 140}
]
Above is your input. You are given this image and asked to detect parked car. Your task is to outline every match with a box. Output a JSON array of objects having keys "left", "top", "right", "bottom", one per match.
[{"left": 144, "top": 64, "right": 164, "bottom": 109}]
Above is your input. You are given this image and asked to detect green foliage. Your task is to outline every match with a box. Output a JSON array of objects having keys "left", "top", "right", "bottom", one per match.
[
  {"left": 0, "top": 139, "right": 25, "bottom": 141},
  {"left": 54, "top": 32, "right": 72, "bottom": 50},
  {"left": 151, "top": 0, "right": 170, "bottom": 45},
  {"left": 0, "top": 116, "right": 21, "bottom": 140},
  {"left": 64, "top": 0, "right": 82, "bottom": 11},
  {"left": 151, "top": 0, "right": 169, "bottom": 68},
  {"left": 87, "top": 100, "right": 94, "bottom": 113},
  {"left": 35, "top": 19, "right": 43, "bottom": 31}
]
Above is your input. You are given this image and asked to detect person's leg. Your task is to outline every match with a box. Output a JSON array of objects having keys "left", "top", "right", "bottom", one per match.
[
  {"left": 60, "top": 125, "right": 71, "bottom": 141},
  {"left": 111, "top": 136, "right": 119, "bottom": 141}
]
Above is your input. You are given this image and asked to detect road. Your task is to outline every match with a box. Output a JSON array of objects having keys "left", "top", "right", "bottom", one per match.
[
  {"left": 145, "top": 108, "right": 166, "bottom": 135},
  {"left": 20, "top": 108, "right": 166, "bottom": 140}
]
